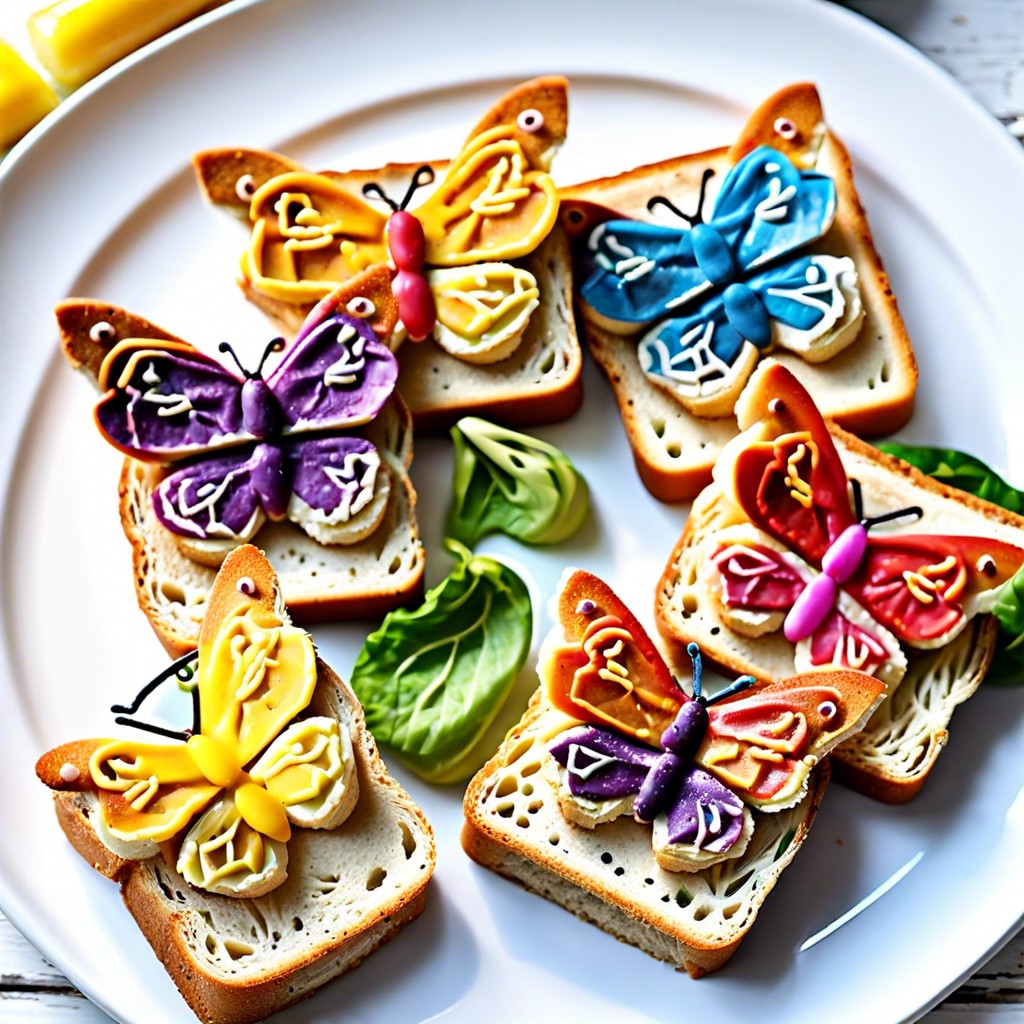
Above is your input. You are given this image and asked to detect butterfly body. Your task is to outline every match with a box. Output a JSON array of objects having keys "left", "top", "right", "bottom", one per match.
[{"left": 387, "top": 209, "right": 437, "bottom": 341}]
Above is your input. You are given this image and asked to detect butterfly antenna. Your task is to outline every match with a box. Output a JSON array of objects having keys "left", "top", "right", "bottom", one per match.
[
  {"left": 110, "top": 653, "right": 198, "bottom": 715},
  {"left": 863, "top": 505, "right": 924, "bottom": 530},
  {"left": 361, "top": 181, "right": 399, "bottom": 213},
  {"left": 704, "top": 675, "right": 756, "bottom": 708},
  {"left": 218, "top": 340, "right": 248, "bottom": 377},
  {"left": 686, "top": 642, "right": 703, "bottom": 702},
  {"left": 851, "top": 477, "right": 863, "bottom": 521},
  {"left": 110, "top": 718, "right": 193, "bottom": 741},
  {"left": 254, "top": 337, "right": 286, "bottom": 378},
  {"left": 398, "top": 165, "right": 436, "bottom": 211},
  {"left": 646, "top": 168, "right": 715, "bottom": 226}
]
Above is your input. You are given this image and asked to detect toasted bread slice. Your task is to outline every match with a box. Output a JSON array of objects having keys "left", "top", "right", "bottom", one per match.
[
  {"left": 55, "top": 298, "right": 425, "bottom": 656},
  {"left": 462, "top": 689, "right": 828, "bottom": 978},
  {"left": 656, "top": 398, "right": 1024, "bottom": 802},
  {"left": 36, "top": 546, "right": 436, "bottom": 1024},
  {"left": 193, "top": 77, "right": 583, "bottom": 430},
  {"left": 558, "top": 83, "right": 917, "bottom": 501}
]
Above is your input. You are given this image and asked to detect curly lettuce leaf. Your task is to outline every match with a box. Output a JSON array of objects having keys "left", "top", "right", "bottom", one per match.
[
  {"left": 447, "top": 416, "right": 589, "bottom": 547},
  {"left": 350, "top": 540, "right": 532, "bottom": 781},
  {"left": 879, "top": 442, "right": 1024, "bottom": 683}
]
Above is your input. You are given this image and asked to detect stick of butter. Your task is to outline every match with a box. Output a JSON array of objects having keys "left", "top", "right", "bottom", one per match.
[
  {"left": 28, "top": 0, "right": 220, "bottom": 89},
  {"left": 0, "top": 38, "right": 59, "bottom": 148}
]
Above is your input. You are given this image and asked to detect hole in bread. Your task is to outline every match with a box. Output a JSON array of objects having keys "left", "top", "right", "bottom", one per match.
[
  {"left": 692, "top": 905, "right": 711, "bottom": 922},
  {"left": 520, "top": 759, "right": 542, "bottom": 778},
  {"left": 539, "top": 352, "right": 555, "bottom": 374},
  {"left": 601, "top": 852, "right": 613, "bottom": 865},
  {"left": 867, "top": 377, "right": 876, "bottom": 390},
  {"left": 224, "top": 940, "right": 254, "bottom": 961},
  {"left": 495, "top": 776, "right": 518, "bottom": 798},
  {"left": 675, "top": 887, "right": 693, "bottom": 908},
  {"left": 388, "top": 556, "right": 402, "bottom": 574},
  {"left": 710, "top": 626, "right": 720, "bottom": 635},
  {"left": 722, "top": 903, "right": 742, "bottom": 920},
  {"left": 293, "top": 917, "right": 304, "bottom": 932},
  {"left": 159, "top": 580, "right": 186, "bottom": 604},
  {"left": 156, "top": 877, "right": 173, "bottom": 900},
  {"left": 503, "top": 737, "right": 534, "bottom": 764},
  {"left": 515, "top": 815, "right": 530, "bottom": 828},
  {"left": 527, "top": 800, "right": 543, "bottom": 814},
  {"left": 521, "top": 782, "right": 534, "bottom": 796},
  {"left": 666, "top": 443, "right": 681, "bottom": 459},
  {"left": 614, "top": 867, "right": 625, "bottom": 876},
  {"left": 880, "top": 360, "right": 890, "bottom": 383},
  {"left": 400, "top": 821, "right": 417, "bottom": 858},
  {"left": 651, "top": 418, "right": 666, "bottom": 439},
  {"left": 366, "top": 867, "right": 387, "bottom": 890},
  {"left": 548, "top": 833, "right": 560, "bottom": 846},
  {"left": 272, "top": 930, "right": 282, "bottom": 942},
  {"left": 496, "top": 802, "right": 515, "bottom": 818}
]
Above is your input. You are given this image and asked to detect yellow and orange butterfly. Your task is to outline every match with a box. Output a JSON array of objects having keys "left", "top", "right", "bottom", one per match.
[
  {"left": 194, "top": 77, "right": 567, "bottom": 365},
  {"left": 36, "top": 546, "right": 358, "bottom": 897}
]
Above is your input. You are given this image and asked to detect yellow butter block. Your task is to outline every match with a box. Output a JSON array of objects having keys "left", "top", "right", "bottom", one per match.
[
  {"left": 28, "top": 0, "right": 217, "bottom": 89},
  {"left": 0, "top": 39, "right": 59, "bottom": 149}
]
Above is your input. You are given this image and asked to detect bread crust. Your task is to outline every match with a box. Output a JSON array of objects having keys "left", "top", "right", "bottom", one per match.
[
  {"left": 559, "top": 87, "right": 917, "bottom": 501},
  {"left": 462, "top": 692, "right": 828, "bottom": 977},
  {"left": 46, "top": 659, "right": 435, "bottom": 1024},
  {"left": 655, "top": 420, "right": 1024, "bottom": 801}
]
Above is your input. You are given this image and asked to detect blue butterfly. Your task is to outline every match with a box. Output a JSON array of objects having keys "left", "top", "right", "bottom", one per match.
[{"left": 576, "top": 146, "right": 863, "bottom": 414}]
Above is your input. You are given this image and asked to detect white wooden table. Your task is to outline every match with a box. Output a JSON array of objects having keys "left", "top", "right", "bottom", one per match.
[{"left": 1, "top": 0, "right": 1022, "bottom": 1021}]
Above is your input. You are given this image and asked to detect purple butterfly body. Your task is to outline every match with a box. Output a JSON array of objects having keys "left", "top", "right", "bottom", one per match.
[{"left": 95, "top": 315, "right": 399, "bottom": 545}]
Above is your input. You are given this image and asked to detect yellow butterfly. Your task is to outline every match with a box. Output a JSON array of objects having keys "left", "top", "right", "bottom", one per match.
[
  {"left": 36, "top": 546, "right": 358, "bottom": 897},
  {"left": 194, "top": 76, "right": 567, "bottom": 364}
]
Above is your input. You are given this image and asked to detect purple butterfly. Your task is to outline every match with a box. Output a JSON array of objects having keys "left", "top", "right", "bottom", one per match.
[{"left": 93, "top": 312, "right": 399, "bottom": 547}]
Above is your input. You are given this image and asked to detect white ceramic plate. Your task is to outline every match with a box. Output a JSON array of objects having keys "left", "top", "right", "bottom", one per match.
[{"left": 1, "top": 1, "right": 1022, "bottom": 1022}]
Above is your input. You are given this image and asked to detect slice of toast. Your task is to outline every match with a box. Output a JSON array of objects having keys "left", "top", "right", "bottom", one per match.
[
  {"left": 462, "top": 566, "right": 886, "bottom": 976},
  {"left": 656, "top": 363, "right": 1024, "bottom": 802},
  {"left": 56, "top": 298, "right": 425, "bottom": 657},
  {"left": 462, "top": 691, "right": 827, "bottom": 977},
  {"left": 192, "top": 77, "right": 583, "bottom": 430},
  {"left": 36, "top": 546, "right": 436, "bottom": 1024},
  {"left": 558, "top": 82, "right": 917, "bottom": 501}
]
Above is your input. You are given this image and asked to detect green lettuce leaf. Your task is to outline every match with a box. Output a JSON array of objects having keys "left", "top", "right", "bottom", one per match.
[
  {"left": 879, "top": 442, "right": 1024, "bottom": 683},
  {"left": 447, "top": 416, "right": 589, "bottom": 547},
  {"left": 877, "top": 442, "right": 1023, "bottom": 512},
  {"left": 349, "top": 540, "right": 532, "bottom": 781}
]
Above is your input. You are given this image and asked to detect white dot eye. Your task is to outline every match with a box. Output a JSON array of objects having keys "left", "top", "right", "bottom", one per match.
[
  {"left": 89, "top": 321, "right": 116, "bottom": 344},
  {"left": 976, "top": 554, "right": 997, "bottom": 576},
  {"left": 774, "top": 117, "right": 798, "bottom": 140},
  {"left": 576, "top": 599, "right": 597, "bottom": 616},
  {"left": 346, "top": 296, "right": 376, "bottom": 318},
  {"left": 517, "top": 108, "right": 544, "bottom": 133},
  {"left": 235, "top": 174, "right": 256, "bottom": 201},
  {"left": 818, "top": 700, "right": 838, "bottom": 721},
  {"left": 236, "top": 576, "right": 256, "bottom": 596}
]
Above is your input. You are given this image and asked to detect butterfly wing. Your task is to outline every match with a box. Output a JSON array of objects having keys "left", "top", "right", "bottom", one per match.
[
  {"left": 718, "top": 361, "right": 856, "bottom": 566},
  {"left": 711, "top": 535, "right": 807, "bottom": 613},
  {"left": 267, "top": 311, "right": 398, "bottom": 432},
  {"left": 413, "top": 78, "right": 565, "bottom": 267},
  {"left": 698, "top": 669, "right": 885, "bottom": 810},
  {"left": 548, "top": 724, "right": 658, "bottom": 801},
  {"left": 243, "top": 170, "right": 389, "bottom": 303},
  {"left": 196, "top": 546, "right": 319, "bottom": 768},
  {"left": 709, "top": 146, "right": 836, "bottom": 270},
  {"left": 282, "top": 435, "right": 390, "bottom": 545},
  {"left": 94, "top": 339, "right": 247, "bottom": 461},
  {"left": 659, "top": 767, "right": 749, "bottom": 857},
  {"left": 541, "top": 570, "right": 683, "bottom": 743},
  {"left": 846, "top": 534, "right": 1024, "bottom": 648}
]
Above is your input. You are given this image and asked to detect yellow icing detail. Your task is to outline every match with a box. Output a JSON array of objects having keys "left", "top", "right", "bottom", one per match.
[
  {"left": 732, "top": 711, "right": 808, "bottom": 753},
  {"left": 749, "top": 748, "right": 785, "bottom": 764},
  {"left": 431, "top": 264, "right": 539, "bottom": 345},
  {"left": 784, "top": 442, "right": 814, "bottom": 508},
  {"left": 234, "top": 782, "right": 291, "bottom": 843},
  {"left": 700, "top": 740, "right": 741, "bottom": 767},
  {"left": 748, "top": 761, "right": 811, "bottom": 810},
  {"left": 903, "top": 570, "right": 938, "bottom": 604},
  {"left": 186, "top": 734, "right": 242, "bottom": 789},
  {"left": 123, "top": 775, "right": 159, "bottom": 811},
  {"left": 902, "top": 554, "right": 967, "bottom": 605}
]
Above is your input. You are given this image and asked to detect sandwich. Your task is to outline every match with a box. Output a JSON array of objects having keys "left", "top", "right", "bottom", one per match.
[
  {"left": 193, "top": 76, "right": 583, "bottom": 430},
  {"left": 655, "top": 359, "right": 1024, "bottom": 801},
  {"left": 558, "top": 82, "right": 917, "bottom": 501},
  {"left": 55, "top": 268, "right": 424, "bottom": 656},
  {"left": 36, "top": 544, "right": 436, "bottom": 1024},
  {"left": 462, "top": 567, "right": 885, "bottom": 975}
]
